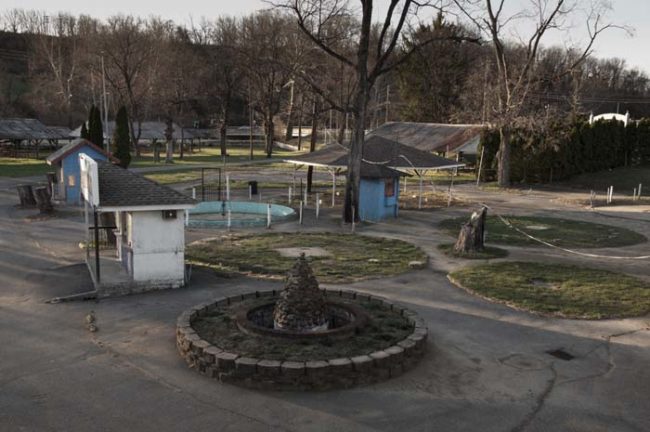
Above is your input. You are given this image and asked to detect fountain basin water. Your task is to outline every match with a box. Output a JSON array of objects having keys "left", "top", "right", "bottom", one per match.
[{"left": 188, "top": 201, "right": 295, "bottom": 228}]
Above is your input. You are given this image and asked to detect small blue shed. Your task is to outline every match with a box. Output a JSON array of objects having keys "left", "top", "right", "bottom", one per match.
[
  {"left": 357, "top": 162, "right": 408, "bottom": 222},
  {"left": 46, "top": 139, "right": 116, "bottom": 205}
]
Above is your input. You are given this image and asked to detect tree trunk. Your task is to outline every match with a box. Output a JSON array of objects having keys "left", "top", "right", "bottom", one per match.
[
  {"left": 34, "top": 187, "right": 54, "bottom": 214},
  {"left": 153, "top": 140, "right": 160, "bottom": 163},
  {"left": 497, "top": 127, "right": 511, "bottom": 187},
  {"left": 17, "top": 184, "right": 37, "bottom": 207},
  {"left": 343, "top": 87, "right": 369, "bottom": 223},
  {"left": 265, "top": 114, "right": 274, "bottom": 158},
  {"left": 165, "top": 140, "right": 174, "bottom": 164},
  {"left": 453, "top": 207, "right": 487, "bottom": 254}
]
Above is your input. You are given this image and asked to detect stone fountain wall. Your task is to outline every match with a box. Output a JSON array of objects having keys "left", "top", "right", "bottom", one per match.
[{"left": 176, "top": 290, "right": 428, "bottom": 391}]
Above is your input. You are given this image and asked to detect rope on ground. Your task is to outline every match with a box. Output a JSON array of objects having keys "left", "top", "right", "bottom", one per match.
[{"left": 479, "top": 203, "right": 650, "bottom": 260}]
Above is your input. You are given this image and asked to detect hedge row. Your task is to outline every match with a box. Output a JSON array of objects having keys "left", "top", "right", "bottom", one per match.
[{"left": 479, "top": 119, "right": 650, "bottom": 183}]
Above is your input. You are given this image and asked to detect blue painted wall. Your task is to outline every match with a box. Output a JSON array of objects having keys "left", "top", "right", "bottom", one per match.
[
  {"left": 59, "top": 146, "right": 109, "bottom": 204},
  {"left": 358, "top": 177, "right": 400, "bottom": 222}
]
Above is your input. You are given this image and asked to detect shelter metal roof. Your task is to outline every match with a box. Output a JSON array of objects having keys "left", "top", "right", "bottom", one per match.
[
  {"left": 0, "top": 118, "right": 72, "bottom": 140},
  {"left": 96, "top": 161, "right": 196, "bottom": 210},
  {"left": 71, "top": 121, "right": 193, "bottom": 141},
  {"left": 284, "top": 135, "right": 464, "bottom": 172},
  {"left": 368, "top": 122, "right": 483, "bottom": 154}
]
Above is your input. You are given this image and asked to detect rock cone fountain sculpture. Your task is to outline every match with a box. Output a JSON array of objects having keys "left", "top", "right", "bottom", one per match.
[
  {"left": 177, "top": 253, "right": 428, "bottom": 390},
  {"left": 273, "top": 253, "right": 329, "bottom": 332}
]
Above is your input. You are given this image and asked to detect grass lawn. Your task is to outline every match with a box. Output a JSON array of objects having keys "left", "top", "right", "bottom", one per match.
[
  {"left": 193, "top": 297, "right": 413, "bottom": 361},
  {"left": 449, "top": 261, "right": 650, "bottom": 319},
  {"left": 0, "top": 157, "right": 53, "bottom": 178},
  {"left": 438, "top": 243, "right": 509, "bottom": 259},
  {"left": 439, "top": 215, "right": 646, "bottom": 248},
  {"left": 187, "top": 232, "right": 427, "bottom": 283},
  {"left": 562, "top": 166, "right": 650, "bottom": 193}
]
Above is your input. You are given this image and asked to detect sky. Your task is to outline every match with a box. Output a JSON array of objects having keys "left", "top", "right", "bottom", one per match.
[{"left": 4, "top": 0, "right": 649, "bottom": 74}]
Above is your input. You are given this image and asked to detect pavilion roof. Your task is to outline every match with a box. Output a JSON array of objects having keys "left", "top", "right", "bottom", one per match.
[
  {"left": 284, "top": 135, "right": 464, "bottom": 172},
  {"left": 368, "top": 122, "right": 483, "bottom": 153},
  {"left": 0, "top": 118, "right": 71, "bottom": 140}
]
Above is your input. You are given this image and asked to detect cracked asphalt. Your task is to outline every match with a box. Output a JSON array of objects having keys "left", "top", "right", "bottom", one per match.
[{"left": 1, "top": 175, "right": 649, "bottom": 432}]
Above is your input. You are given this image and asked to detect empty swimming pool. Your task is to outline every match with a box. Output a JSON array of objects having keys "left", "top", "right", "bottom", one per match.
[{"left": 188, "top": 201, "right": 296, "bottom": 228}]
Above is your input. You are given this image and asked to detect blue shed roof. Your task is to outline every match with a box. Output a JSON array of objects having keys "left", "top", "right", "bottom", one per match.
[{"left": 46, "top": 138, "right": 117, "bottom": 165}]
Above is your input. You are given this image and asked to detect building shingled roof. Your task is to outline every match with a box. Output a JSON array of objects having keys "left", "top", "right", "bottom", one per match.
[
  {"left": 357, "top": 162, "right": 409, "bottom": 178},
  {"left": 96, "top": 161, "right": 196, "bottom": 209},
  {"left": 46, "top": 138, "right": 117, "bottom": 165},
  {"left": 284, "top": 135, "right": 463, "bottom": 171}
]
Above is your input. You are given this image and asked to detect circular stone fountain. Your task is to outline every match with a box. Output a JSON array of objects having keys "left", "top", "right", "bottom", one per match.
[{"left": 176, "top": 255, "right": 428, "bottom": 390}]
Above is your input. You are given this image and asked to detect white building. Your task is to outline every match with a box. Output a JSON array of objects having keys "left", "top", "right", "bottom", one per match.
[{"left": 79, "top": 155, "right": 196, "bottom": 297}]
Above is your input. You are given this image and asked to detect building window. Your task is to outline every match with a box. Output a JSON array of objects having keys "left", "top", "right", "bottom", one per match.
[
  {"left": 162, "top": 210, "right": 177, "bottom": 220},
  {"left": 68, "top": 175, "right": 76, "bottom": 186},
  {"left": 384, "top": 178, "right": 395, "bottom": 197}
]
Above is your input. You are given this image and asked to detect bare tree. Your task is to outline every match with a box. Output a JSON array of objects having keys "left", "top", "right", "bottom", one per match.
[
  {"left": 98, "top": 16, "right": 159, "bottom": 154},
  {"left": 452, "top": 0, "right": 624, "bottom": 186},
  {"left": 17, "top": 11, "right": 87, "bottom": 127},
  {"left": 240, "top": 11, "right": 300, "bottom": 158},
  {"left": 276, "top": 0, "right": 476, "bottom": 222}
]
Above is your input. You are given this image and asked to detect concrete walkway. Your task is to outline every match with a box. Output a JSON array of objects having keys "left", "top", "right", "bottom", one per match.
[{"left": 0, "top": 176, "right": 649, "bottom": 432}]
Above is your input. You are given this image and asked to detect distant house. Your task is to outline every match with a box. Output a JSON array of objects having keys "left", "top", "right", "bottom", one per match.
[
  {"left": 46, "top": 138, "right": 117, "bottom": 205},
  {"left": 368, "top": 122, "right": 484, "bottom": 161}
]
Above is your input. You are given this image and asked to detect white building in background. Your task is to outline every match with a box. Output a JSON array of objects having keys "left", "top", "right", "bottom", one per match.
[
  {"left": 589, "top": 112, "right": 630, "bottom": 126},
  {"left": 79, "top": 154, "right": 196, "bottom": 297}
]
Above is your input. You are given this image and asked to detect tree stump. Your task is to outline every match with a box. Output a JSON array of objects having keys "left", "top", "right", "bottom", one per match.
[
  {"left": 17, "top": 184, "right": 37, "bottom": 207},
  {"left": 34, "top": 187, "right": 54, "bottom": 214},
  {"left": 45, "top": 172, "right": 57, "bottom": 198},
  {"left": 453, "top": 206, "right": 488, "bottom": 254}
]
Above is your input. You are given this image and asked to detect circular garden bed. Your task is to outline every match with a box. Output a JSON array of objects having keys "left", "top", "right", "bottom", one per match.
[
  {"left": 176, "top": 290, "right": 428, "bottom": 390},
  {"left": 449, "top": 261, "right": 650, "bottom": 319},
  {"left": 186, "top": 232, "right": 428, "bottom": 283},
  {"left": 439, "top": 215, "right": 646, "bottom": 248}
]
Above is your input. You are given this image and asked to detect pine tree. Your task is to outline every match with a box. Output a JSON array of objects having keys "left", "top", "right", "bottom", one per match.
[
  {"left": 80, "top": 121, "right": 89, "bottom": 140},
  {"left": 113, "top": 106, "right": 131, "bottom": 168},
  {"left": 87, "top": 105, "right": 104, "bottom": 148}
]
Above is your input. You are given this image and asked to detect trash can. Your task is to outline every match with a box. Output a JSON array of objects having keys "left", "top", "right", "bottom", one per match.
[{"left": 248, "top": 180, "right": 258, "bottom": 195}]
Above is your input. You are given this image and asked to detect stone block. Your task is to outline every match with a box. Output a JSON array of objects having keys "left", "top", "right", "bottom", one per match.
[
  {"left": 257, "top": 359, "right": 282, "bottom": 377},
  {"left": 389, "top": 363, "right": 405, "bottom": 378},
  {"left": 350, "top": 355, "right": 373, "bottom": 372},
  {"left": 191, "top": 339, "right": 210, "bottom": 356},
  {"left": 216, "top": 352, "right": 238, "bottom": 372},
  {"left": 397, "top": 339, "right": 417, "bottom": 356},
  {"left": 201, "top": 345, "right": 222, "bottom": 363},
  {"left": 327, "top": 358, "right": 353, "bottom": 371},
  {"left": 235, "top": 357, "right": 259, "bottom": 376},
  {"left": 281, "top": 361, "right": 305, "bottom": 378},
  {"left": 385, "top": 345, "right": 405, "bottom": 363},
  {"left": 369, "top": 351, "right": 391, "bottom": 368},
  {"left": 305, "top": 360, "right": 330, "bottom": 378}
]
